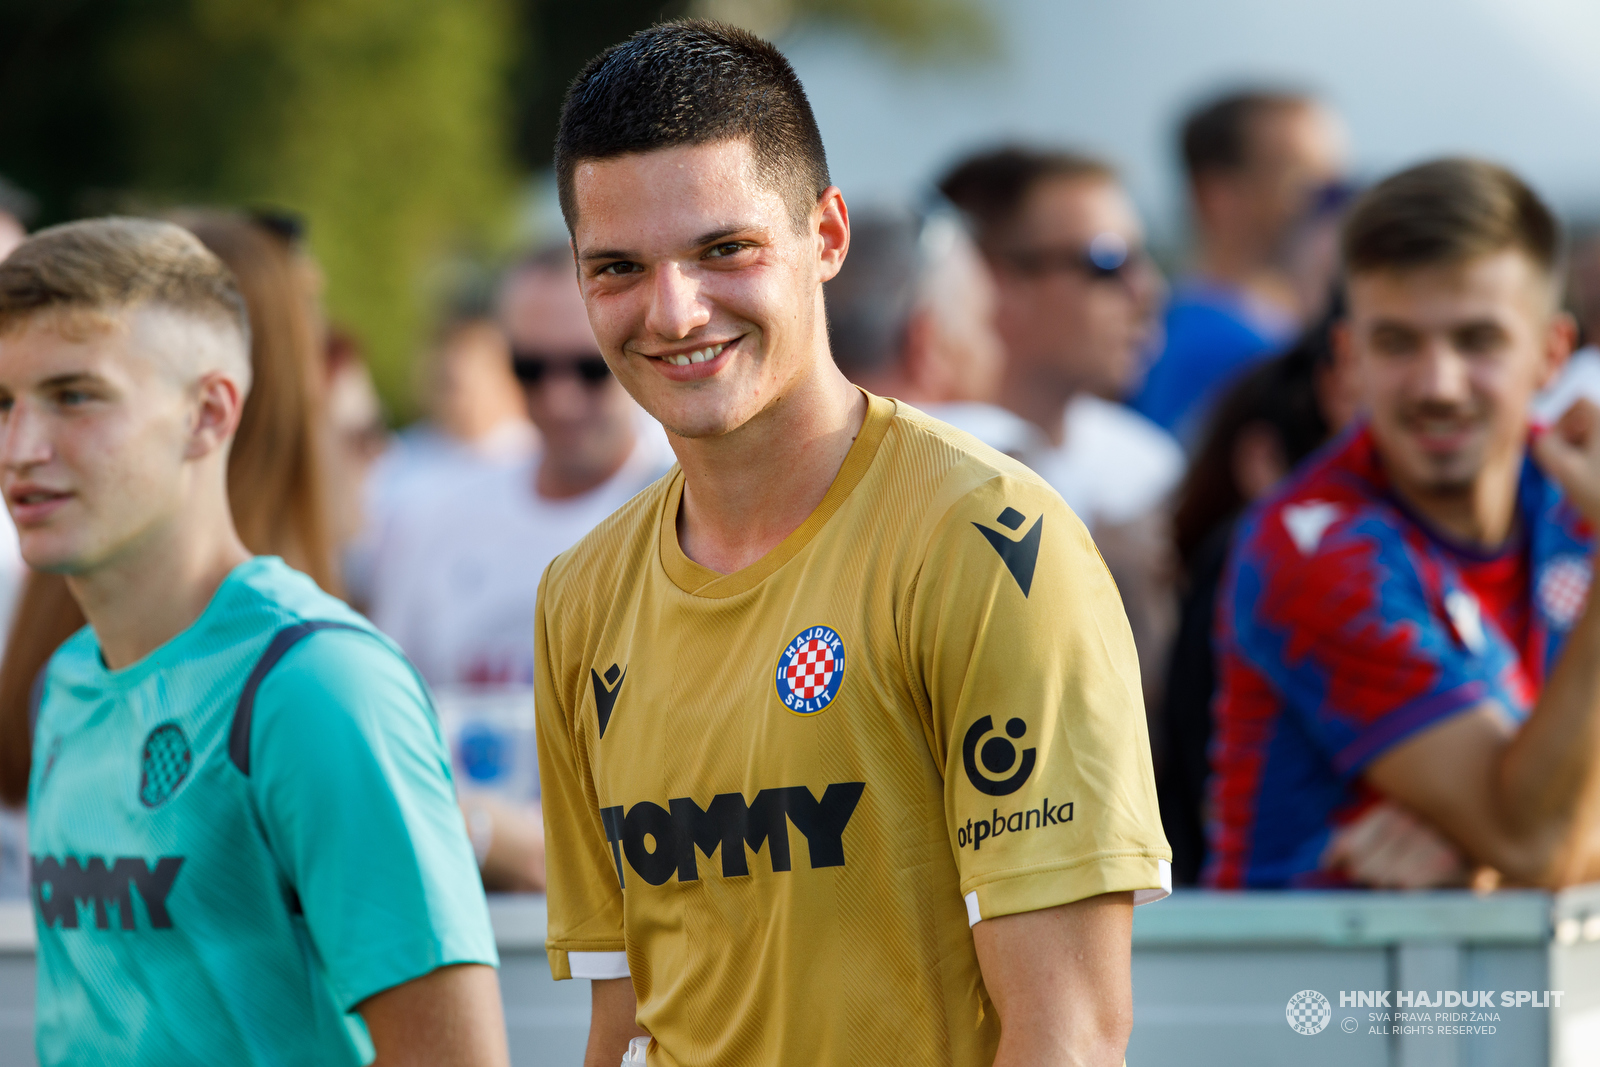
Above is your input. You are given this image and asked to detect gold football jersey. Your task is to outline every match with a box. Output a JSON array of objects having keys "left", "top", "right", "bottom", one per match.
[{"left": 536, "top": 394, "right": 1169, "bottom": 1066}]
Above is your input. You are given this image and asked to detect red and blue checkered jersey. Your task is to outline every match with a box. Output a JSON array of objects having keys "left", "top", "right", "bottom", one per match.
[{"left": 1206, "top": 425, "right": 1594, "bottom": 888}]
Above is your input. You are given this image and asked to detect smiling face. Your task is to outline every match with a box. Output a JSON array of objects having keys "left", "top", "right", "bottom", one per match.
[
  {"left": 1341, "top": 249, "right": 1569, "bottom": 501},
  {"left": 0, "top": 307, "right": 219, "bottom": 573},
  {"left": 570, "top": 139, "right": 846, "bottom": 439}
]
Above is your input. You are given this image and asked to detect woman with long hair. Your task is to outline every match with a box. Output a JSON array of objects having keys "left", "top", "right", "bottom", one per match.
[{"left": 0, "top": 210, "right": 339, "bottom": 811}]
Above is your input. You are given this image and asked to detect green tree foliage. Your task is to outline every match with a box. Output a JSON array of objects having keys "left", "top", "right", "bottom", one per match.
[
  {"left": 0, "top": 0, "right": 984, "bottom": 413},
  {"left": 0, "top": 0, "right": 516, "bottom": 413}
]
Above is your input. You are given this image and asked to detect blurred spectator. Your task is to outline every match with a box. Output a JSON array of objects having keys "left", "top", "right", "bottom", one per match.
[
  {"left": 826, "top": 206, "right": 1031, "bottom": 452},
  {"left": 1534, "top": 224, "right": 1600, "bottom": 422},
  {"left": 0, "top": 178, "right": 32, "bottom": 661},
  {"left": 0, "top": 210, "right": 342, "bottom": 890},
  {"left": 1134, "top": 89, "right": 1348, "bottom": 441},
  {"left": 367, "top": 245, "right": 670, "bottom": 891},
  {"left": 941, "top": 145, "right": 1181, "bottom": 715},
  {"left": 1208, "top": 160, "right": 1597, "bottom": 890},
  {"left": 1157, "top": 318, "right": 1340, "bottom": 885},
  {"left": 323, "top": 325, "right": 392, "bottom": 604},
  {"left": 348, "top": 290, "right": 535, "bottom": 607},
  {"left": 0, "top": 175, "right": 33, "bottom": 261}
]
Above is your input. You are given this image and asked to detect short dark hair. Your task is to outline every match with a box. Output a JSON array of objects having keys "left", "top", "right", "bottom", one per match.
[
  {"left": 555, "top": 20, "right": 829, "bottom": 233},
  {"left": 1341, "top": 158, "right": 1560, "bottom": 283},
  {"left": 937, "top": 145, "right": 1114, "bottom": 250},
  {"left": 1180, "top": 89, "right": 1313, "bottom": 181}
]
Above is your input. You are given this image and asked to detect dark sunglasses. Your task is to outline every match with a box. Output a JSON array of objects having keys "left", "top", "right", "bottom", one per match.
[
  {"left": 510, "top": 351, "right": 611, "bottom": 387},
  {"left": 1002, "top": 232, "right": 1147, "bottom": 282}
]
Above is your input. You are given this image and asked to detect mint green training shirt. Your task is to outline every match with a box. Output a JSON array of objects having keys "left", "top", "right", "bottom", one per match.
[{"left": 28, "top": 556, "right": 498, "bottom": 1066}]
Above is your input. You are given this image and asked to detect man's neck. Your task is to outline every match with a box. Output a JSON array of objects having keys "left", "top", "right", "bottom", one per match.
[
  {"left": 536, "top": 427, "right": 637, "bottom": 501},
  {"left": 673, "top": 364, "right": 867, "bottom": 575},
  {"left": 998, "top": 367, "right": 1073, "bottom": 448},
  {"left": 1386, "top": 449, "right": 1524, "bottom": 552},
  {"left": 67, "top": 506, "right": 252, "bottom": 671},
  {"left": 849, "top": 366, "right": 924, "bottom": 407},
  {"left": 1196, "top": 243, "right": 1300, "bottom": 321}
]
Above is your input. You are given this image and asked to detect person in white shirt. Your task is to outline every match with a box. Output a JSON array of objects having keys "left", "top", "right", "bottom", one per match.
[
  {"left": 346, "top": 316, "right": 537, "bottom": 608},
  {"left": 826, "top": 206, "right": 1034, "bottom": 455},
  {"left": 941, "top": 147, "right": 1183, "bottom": 712},
  {"left": 370, "top": 247, "right": 670, "bottom": 890},
  {"left": 1535, "top": 226, "right": 1600, "bottom": 423}
]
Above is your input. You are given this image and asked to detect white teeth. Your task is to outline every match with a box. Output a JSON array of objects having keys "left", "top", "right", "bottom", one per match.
[{"left": 664, "top": 342, "right": 728, "bottom": 368}]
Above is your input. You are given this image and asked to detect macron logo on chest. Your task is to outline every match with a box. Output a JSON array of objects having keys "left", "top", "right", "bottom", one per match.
[{"left": 1282, "top": 501, "right": 1341, "bottom": 556}]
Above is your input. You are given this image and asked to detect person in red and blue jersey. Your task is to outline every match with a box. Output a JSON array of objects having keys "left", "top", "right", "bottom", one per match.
[{"left": 1208, "top": 158, "right": 1600, "bottom": 890}]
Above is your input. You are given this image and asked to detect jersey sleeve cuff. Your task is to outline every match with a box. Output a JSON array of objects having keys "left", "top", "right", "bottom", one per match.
[
  {"left": 1332, "top": 681, "right": 1488, "bottom": 776},
  {"left": 962, "top": 850, "right": 1171, "bottom": 924},
  {"left": 546, "top": 943, "right": 629, "bottom": 981}
]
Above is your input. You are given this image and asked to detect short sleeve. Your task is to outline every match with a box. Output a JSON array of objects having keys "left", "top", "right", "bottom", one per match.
[
  {"left": 1225, "top": 507, "right": 1491, "bottom": 776},
  {"left": 910, "top": 474, "right": 1170, "bottom": 924},
  {"left": 533, "top": 568, "right": 627, "bottom": 980},
  {"left": 250, "top": 628, "right": 498, "bottom": 1010}
]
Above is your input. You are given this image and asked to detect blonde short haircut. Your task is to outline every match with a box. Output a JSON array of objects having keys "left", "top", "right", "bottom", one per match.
[{"left": 0, "top": 217, "right": 251, "bottom": 371}]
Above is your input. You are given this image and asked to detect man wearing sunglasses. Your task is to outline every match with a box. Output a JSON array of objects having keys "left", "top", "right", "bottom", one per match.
[
  {"left": 369, "top": 246, "right": 668, "bottom": 890},
  {"left": 941, "top": 146, "right": 1182, "bottom": 715}
]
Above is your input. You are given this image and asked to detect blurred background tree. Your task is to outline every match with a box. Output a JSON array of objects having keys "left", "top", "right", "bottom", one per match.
[{"left": 0, "top": 0, "right": 986, "bottom": 418}]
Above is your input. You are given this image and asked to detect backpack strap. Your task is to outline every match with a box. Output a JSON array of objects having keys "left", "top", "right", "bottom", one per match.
[
  {"left": 229, "top": 621, "right": 367, "bottom": 776},
  {"left": 27, "top": 667, "right": 46, "bottom": 738}
]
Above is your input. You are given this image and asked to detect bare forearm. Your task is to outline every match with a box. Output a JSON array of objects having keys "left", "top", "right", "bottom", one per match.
[
  {"left": 585, "top": 978, "right": 647, "bottom": 1067},
  {"left": 1501, "top": 596, "right": 1600, "bottom": 880}
]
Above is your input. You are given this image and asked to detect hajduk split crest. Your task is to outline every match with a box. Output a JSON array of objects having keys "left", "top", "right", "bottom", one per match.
[{"left": 774, "top": 625, "right": 845, "bottom": 715}]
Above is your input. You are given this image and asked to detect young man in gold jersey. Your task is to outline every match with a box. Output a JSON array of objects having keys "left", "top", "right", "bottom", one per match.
[{"left": 535, "top": 21, "right": 1170, "bottom": 1067}]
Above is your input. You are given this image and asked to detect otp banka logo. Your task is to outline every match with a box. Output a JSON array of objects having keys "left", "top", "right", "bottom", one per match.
[{"left": 962, "top": 715, "right": 1036, "bottom": 795}]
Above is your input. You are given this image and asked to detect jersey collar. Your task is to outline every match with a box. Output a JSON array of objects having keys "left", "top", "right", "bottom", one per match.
[{"left": 658, "top": 391, "right": 896, "bottom": 598}]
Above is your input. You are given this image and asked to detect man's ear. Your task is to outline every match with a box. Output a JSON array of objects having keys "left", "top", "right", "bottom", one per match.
[
  {"left": 1538, "top": 310, "right": 1579, "bottom": 392},
  {"left": 815, "top": 187, "right": 850, "bottom": 284},
  {"left": 186, "top": 371, "right": 246, "bottom": 460}
]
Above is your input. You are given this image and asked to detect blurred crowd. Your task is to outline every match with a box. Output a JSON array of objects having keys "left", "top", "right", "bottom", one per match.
[{"left": 2, "top": 83, "right": 1597, "bottom": 897}]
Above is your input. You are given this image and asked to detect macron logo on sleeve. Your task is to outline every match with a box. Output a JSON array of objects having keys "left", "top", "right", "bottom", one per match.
[
  {"left": 974, "top": 507, "right": 1043, "bottom": 597},
  {"left": 1281, "top": 501, "right": 1341, "bottom": 556}
]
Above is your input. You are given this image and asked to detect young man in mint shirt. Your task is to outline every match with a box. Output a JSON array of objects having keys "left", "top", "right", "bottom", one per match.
[{"left": 0, "top": 218, "right": 508, "bottom": 1066}]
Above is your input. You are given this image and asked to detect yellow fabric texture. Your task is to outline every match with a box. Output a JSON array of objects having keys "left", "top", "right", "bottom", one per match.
[{"left": 536, "top": 394, "right": 1169, "bottom": 1066}]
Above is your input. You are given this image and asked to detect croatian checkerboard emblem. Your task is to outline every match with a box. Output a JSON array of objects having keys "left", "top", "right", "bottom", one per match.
[
  {"left": 775, "top": 626, "right": 845, "bottom": 714},
  {"left": 1538, "top": 555, "right": 1591, "bottom": 630},
  {"left": 1286, "top": 989, "right": 1332, "bottom": 1035}
]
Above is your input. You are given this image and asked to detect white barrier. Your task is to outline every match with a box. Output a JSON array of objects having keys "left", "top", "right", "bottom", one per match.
[{"left": 6, "top": 887, "right": 1600, "bottom": 1065}]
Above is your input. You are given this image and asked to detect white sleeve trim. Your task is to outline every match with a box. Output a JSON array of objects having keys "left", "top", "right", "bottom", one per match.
[
  {"left": 1133, "top": 859, "right": 1172, "bottom": 906},
  {"left": 568, "top": 950, "right": 630, "bottom": 979},
  {"left": 965, "top": 858, "right": 1172, "bottom": 924}
]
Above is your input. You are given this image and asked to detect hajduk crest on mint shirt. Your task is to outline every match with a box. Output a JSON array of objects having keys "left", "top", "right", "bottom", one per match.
[
  {"left": 535, "top": 393, "right": 1171, "bottom": 1067},
  {"left": 28, "top": 556, "right": 497, "bottom": 1066},
  {"left": 1207, "top": 424, "right": 1594, "bottom": 889}
]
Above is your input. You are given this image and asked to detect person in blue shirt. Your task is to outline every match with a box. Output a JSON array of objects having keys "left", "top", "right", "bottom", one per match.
[
  {"left": 0, "top": 217, "right": 508, "bottom": 1066},
  {"left": 1133, "top": 89, "right": 1347, "bottom": 442}
]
